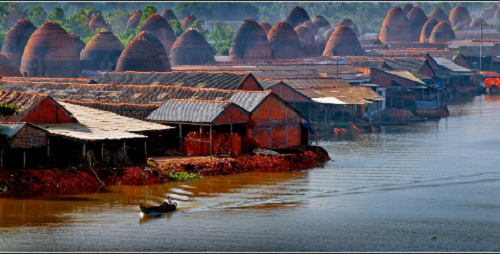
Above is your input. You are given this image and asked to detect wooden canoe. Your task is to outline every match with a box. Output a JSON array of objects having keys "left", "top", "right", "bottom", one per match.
[{"left": 140, "top": 202, "right": 177, "bottom": 214}]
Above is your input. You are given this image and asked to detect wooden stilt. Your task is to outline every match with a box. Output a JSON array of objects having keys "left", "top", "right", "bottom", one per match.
[
  {"left": 209, "top": 125, "right": 213, "bottom": 156},
  {"left": 23, "top": 150, "right": 26, "bottom": 169},
  {"left": 179, "top": 124, "right": 183, "bottom": 153},
  {"left": 144, "top": 140, "right": 147, "bottom": 157}
]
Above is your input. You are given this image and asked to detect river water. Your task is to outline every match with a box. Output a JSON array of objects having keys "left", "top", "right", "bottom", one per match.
[{"left": 1, "top": 95, "right": 500, "bottom": 251}]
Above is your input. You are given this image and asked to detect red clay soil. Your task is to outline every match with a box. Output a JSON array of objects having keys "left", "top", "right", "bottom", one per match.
[
  {"left": 267, "top": 21, "right": 304, "bottom": 59},
  {"left": 20, "top": 21, "right": 80, "bottom": 78},
  {"left": 450, "top": 6, "right": 472, "bottom": 28},
  {"left": 285, "top": 6, "right": 311, "bottom": 29},
  {"left": 1, "top": 19, "right": 37, "bottom": 67},
  {"left": 169, "top": 28, "right": 215, "bottom": 66},
  {"left": 420, "top": 18, "right": 439, "bottom": 43},
  {"left": 407, "top": 6, "right": 428, "bottom": 42},
  {"left": 136, "top": 31, "right": 172, "bottom": 71},
  {"left": 429, "top": 8, "right": 452, "bottom": 26},
  {"left": 139, "top": 14, "right": 177, "bottom": 54},
  {"left": 379, "top": 7, "right": 412, "bottom": 43},
  {"left": 182, "top": 14, "right": 197, "bottom": 29},
  {"left": 337, "top": 18, "right": 360, "bottom": 37},
  {"left": 430, "top": 21, "right": 456, "bottom": 43},
  {"left": 161, "top": 9, "right": 178, "bottom": 22},
  {"left": 259, "top": 22, "right": 272, "bottom": 34},
  {"left": 323, "top": 26, "right": 364, "bottom": 57},
  {"left": 228, "top": 19, "right": 272, "bottom": 61},
  {"left": 0, "top": 146, "right": 330, "bottom": 195},
  {"left": 126, "top": 9, "right": 142, "bottom": 29}
]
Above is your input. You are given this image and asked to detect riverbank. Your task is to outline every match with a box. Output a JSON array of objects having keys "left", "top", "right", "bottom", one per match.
[{"left": 0, "top": 145, "right": 330, "bottom": 196}]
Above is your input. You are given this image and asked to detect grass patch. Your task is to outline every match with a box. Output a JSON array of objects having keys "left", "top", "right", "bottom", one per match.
[
  {"left": 147, "top": 161, "right": 156, "bottom": 167},
  {"left": 0, "top": 185, "right": 7, "bottom": 194},
  {"left": 165, "top": 172, "right": 201, "bottom": 182}
]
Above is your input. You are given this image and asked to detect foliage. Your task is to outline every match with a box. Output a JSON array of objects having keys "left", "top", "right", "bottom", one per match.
[
  {"left": 455, "top": 51, "right": 463, "bottom": 58},
  {"left": 105, "top": 8, "right": 132, "bottom": 33},
  {"left": 165, "top": 171, "right": 201, "bottom": 182},
  {"left": 169, "top": 19, "right": 184, "bottom": 37},
  {"left": 411, "top": 70, "right": 420, "bottom": 79},
  {"left": 0, "top": 30, "right": 6, "bottom": 46},
  {"left": 0, "top": 104, "right": 20, "bottom": 116},
  {"left": 174, "top": 3, "right": 259, "bottom": 21},
  {"left": 147, "top": 160, "right": 156, "bottom": 167},
  {"left": 48, "top": 5, "right": 65, "bottom": 24},
  {"left": 212, "top": 40, "right": 231, "bottom": 55},
  {"left": 7, "top": 3, "right": 28, "bottom": 28},
  {"left": 138, "top": 5, "right": 157, "bottom": 29},
  {"left": 63, "top": 7, "right": 101, "bottom": 40},
  {"left": 118, "top": 28, "right": 136, "bottom": 47},
  {"left": 28, "top": 5, "right": 47, "bottom": 27}
]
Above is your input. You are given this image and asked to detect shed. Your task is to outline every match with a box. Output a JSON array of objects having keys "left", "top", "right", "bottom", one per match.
[{"left": 0, "top": 122, "right": 48, "bottom": 168}]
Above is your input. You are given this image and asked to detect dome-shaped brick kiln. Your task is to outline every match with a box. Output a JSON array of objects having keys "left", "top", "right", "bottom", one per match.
[
  {"left": 285, "top": 6, "right": 311, "bottom": 28},
  {"left": 490, "top": 5, "right": 499, "bottom": 11},
  {"left": 69, "top": 33, "right": 86, "bottom": 56},
  {"left": 228, "top": 19, "right": 271, "bottom": 61},
  {"left": 20, "top": 21, "right": 80, "bottom": 78},
  {"left": 1, "top": 19, "right": 37, "bottom": 67},
  {"left": 0, "top": 53, "right": 22, "bottom": 77},
  {"left": 139, "top": 14, "right": 177, "bottom": 54},
  {"left": 450, "top": 6, "right": 472, "bottom": 28},
  {"left": 429, "top": 8, "right": 452, "bottom": 26},
  {"left": 89, "top": 14, "right": 112, "bottom": 33},
  {"left": 337, "top": 18, "right": 360, "bottom": 37},
  {"left": 323, "top": 26, "right": 364, "bottom": 57},
  {"left": 379, "top": 7, "right": 412, "bottom": 43},
  {"left": 323, "top": 28, "right": 335, "bottom": 41},
  {"left": 493, "top": 8, "right": 500, "bottom": 23},
  {"left": 182, "top": 14, "right": 197, "bottom": 29},
  {"left": 115, "top": 36, "right": 165, "bottom": 72},
  {"left": 312, "top": 15, "right": 331, "bottom": 30},
  {"left": 407, "top": 6, "right": 428, "bottom": 42},
  {"left": 162, "top": 9, "right": 178, "bottom": 22},
  {"left": 420, "top": 18, "right": 439, "bottom": 42},
  {"left": 259, "top": 22, "right": 272, "bottom": 34},
  {"left": 126, "top": 9, "right": 142, "bottom": 30},
  {"left": 479, "top": 8, "right": 495, "bottom": 21},
  {"left": 470, "top": 17, "right": 488, "bottom": 27},
  {"left": 170, "top": 28, "right": 215, "bottom": 66},
  {"left": 402, "top": 4, "right": 414, "bottom": 16},
  {"left": 267, "top": 21, "right": 303, "bottom": 59},
  {"left": 80, "top": 30, "right": 124, "bottom": 71},
  {"left": 295, "top": 25, "right": 320, "bottom": 57},
  {"left": 429, "top": 21, "right": 455, "bottom": 43},
  {"left": 136, "top": 31, "right": 171, "bottom": 71}
]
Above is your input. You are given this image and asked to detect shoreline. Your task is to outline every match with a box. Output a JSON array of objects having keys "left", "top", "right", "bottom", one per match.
[{"left": 0, "top": 146, "right": 330, "bottom": 196}]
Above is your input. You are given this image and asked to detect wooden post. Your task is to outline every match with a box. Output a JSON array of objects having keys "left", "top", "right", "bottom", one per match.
[
  {"left": 23, "top": 150, "right": 26, "bottom": 169},
  {"left": 82, "top": 142, "right": 86, "bottom": 158},
  {"left": 378, "top": 101, "right": 381, "bottom": 123},
  {"left": 209, "top": 124, "right": 213, "bottom": 156},
  {"left": 0, "top": 149, "right": 3, "bottom": 168},
  {"left": 144, "top": 140, "right": 147, "bottom": 157},
  {"left": 324, "top": 107, "right": 327, "bottom": 123},
  {"left": 101, "top": 142, "right": 104, "bottom": 162},
  {"left": 179, "top": 124, "right": 182, "bottom": 153}
]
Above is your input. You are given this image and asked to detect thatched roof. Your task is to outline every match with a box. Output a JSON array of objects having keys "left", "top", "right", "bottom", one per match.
[
  {"left": 126, "top": 9, "right": 142, "bottom": 29},
  {"left": 80, "top": 31, "right": 124, "bottom": 71},
  {"left": 89, "top": 14, "right": 112, "bottom": 32},
  {"left": 259, "top": 22, "right": 272, "bottom": 34},
  {"left": 161, "top": 9, "right": 178, "bottom": 22},
  {"left": 312, "top": 15, "right": 331, "bottom": 30},
  {"left": 228, "top": 19, "right": 271, "bottom": 61},
  {"left": 136, "top": 31, "right": 171, "bottom": 71},
  {"left": 1, "top": 19, "right": 37, "bottom": 67},
  {"left": 69, "top": 33, "right": 86, "bottom": 56},
  {"left": 182, "top": 14, "right": 197, "bottom": 29},
  {"left": 267, "top": 21, "right": 303, "bottom": 59},
  {"left": 285, "top": 6, "right": 311, "bottom": 28},
  {"left": 479, "top": 8, "right": 495, "bottom": 20},
  {"left": 407, "top": 6, "right": 428, "bottom": 42},
  {"left": 115, "top": 36, "right": 166, "bottom": 72},
  {"left": 20, "top": 21, "right": 80, "bottom": 78},
  {"left": 379, "top": 7, "right": 411, "bottom": 42},
  {"left": 170, "top": 28, "right": 215, "bottom": 66},
  {"left": 138, "top": 14, "right": 177, "bottom": 54},
  {"left": 0, "top": 53, "right": 22, "bottom": 77},
  {"left": 470, "top": 17, "right": 488, "bottom": 27},
  {"left": 429, "top": 8, "right": 452, "bottom": 26},
  {"left": 402, "top": 4, "right": 414, "bottom": 16},
  {"left": 430, "top": 21, "right": 455, "bottom": 43},
  {"left": 323, "top": 26, "right": 364, "bottom": 57},
  {"left": 337, "top": 18, "right": 359, "bottom": 37},
  {"left": 450, "top": 6, "right": 472, "bottom": 27},
  {"left": 420, "top": 18, "right": 439, "bottom": 42}
]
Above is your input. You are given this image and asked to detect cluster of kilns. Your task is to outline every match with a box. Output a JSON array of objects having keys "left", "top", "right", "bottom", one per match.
[{"left": 382, "top": 4, "right": 500, "bottom": 43}]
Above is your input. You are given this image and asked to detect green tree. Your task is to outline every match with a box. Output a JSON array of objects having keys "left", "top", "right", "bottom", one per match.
[
  {"left": 138, "top": 5, "right": 157, "bottom": 28},
  {"left": 7, "top": 3, "right": 28, "bottom": 28},
  {"left": 118, "top": 28, "right": 136, "bottom": 47},
  {"left": 105, "top": 8, "right": 132, "bottom": 33},
  {"left": 169, "top": 19, "right": 183, "bottom": 37},
  {"left": 48, "top": 5, "right": 65, "bottom": 24},
  {"left": 28, "top": 5, "right": 47, "bottom": 27}
]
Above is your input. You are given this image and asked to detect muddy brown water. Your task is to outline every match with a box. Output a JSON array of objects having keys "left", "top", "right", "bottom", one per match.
[{"left": 1, "top": 95, "right": 500, "bottom": 251}]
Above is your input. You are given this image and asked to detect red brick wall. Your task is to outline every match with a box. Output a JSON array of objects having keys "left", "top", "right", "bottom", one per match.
[
  {"left": 23, "top": 98, "right": 77, "bottom": 124},
  {"left": 270, "top": 83, "right": 310, "bottom": 103},
  {"left": 213, "top": 104, "right": 250, "bottom": 125},
  {"left": 420, "top": 61, "right": 435, "bottom": 78},
  {"left": 370, "top": 68, "right": 420, "bottom": 87},
  {"left": 250, "top": 95, "right": 304, "bottom": 149},
  {"left": 238, "top": 76, "right": 263, "bottom": 91}
]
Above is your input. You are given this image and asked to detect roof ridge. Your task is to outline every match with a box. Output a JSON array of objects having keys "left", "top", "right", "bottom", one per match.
[
  {"left": 169, "top": 98, "right": 231, "bottom": 104},
  {"left": 0, "top": 90, "right": 48, "bottom": 97},
  {"left": 60, "top": 99, "right": 163, "bottom": 107}
]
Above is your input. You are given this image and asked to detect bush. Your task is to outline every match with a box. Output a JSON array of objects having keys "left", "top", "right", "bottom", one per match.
[{"left": 165, "top": 172, "right": 201, "bottom": 182}]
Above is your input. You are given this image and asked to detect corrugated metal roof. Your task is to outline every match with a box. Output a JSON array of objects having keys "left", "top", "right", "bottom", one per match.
[
  {"left": 385, "top": 70, "right": 426, "bottom": 85},
  {"left": 383, "top": 58, "right": 427, "bottom": 73},
  {"left": 0, "top": 123, "right": 26, "bottom": 137},
  {"left": 147, "top": 100, "right": 242, "bottom": 124},
  {"left": 297, "top": 86, "right": 384, "bottom": 105},
  {"left": 433, "top": 57, "right": 472, "bottom": 73},
  {"left": 229, "top": 92, "right": 271, "bottom": 112},
  {"left": 279, "top": 78, "right": 351, "bottom": 89}
]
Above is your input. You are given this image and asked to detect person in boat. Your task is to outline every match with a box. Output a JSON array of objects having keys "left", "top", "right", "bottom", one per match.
[{"left": 163, "top": 196, "right": 173, "bottom": 206}]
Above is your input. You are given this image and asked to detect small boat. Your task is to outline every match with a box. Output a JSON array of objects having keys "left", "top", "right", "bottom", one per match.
[{"left": 140, "top": 202, "right": 177, "bottom": 214}]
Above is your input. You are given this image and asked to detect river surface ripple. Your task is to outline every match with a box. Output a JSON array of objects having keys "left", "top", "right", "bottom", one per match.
[{"left": 1, "top": 95, "right": 500, "bottom": 251}]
